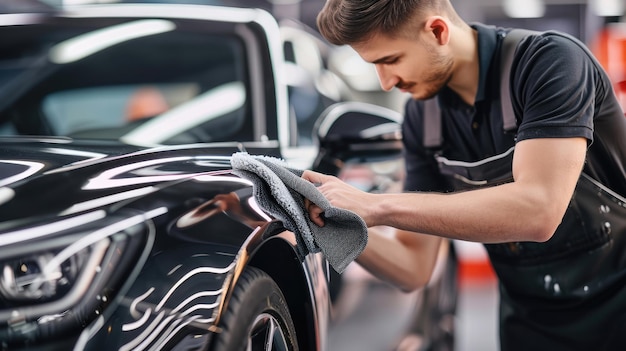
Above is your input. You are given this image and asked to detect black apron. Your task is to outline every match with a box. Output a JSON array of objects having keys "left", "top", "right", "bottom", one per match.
[{"left": 434, "top": 149, "right": 626, "bottom": 350}]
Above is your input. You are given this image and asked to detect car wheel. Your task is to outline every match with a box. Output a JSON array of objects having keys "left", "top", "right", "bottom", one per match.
[{"left": 211, "top": 266, "right": 299, "bottom": 351}]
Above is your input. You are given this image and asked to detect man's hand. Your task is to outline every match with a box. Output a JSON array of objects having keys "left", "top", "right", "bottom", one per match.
[
  {"left": 302, "top": 170, "right": 377, "bottom": 227},
  {"left": 303, "top": 197, "right": 325, "bottom": 227}
]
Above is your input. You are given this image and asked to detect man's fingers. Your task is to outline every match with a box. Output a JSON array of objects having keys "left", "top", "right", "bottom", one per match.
[
  {"left": 302, "top": 170, "right": 330, "bottom": 185},
  {"left": 304, "top": 198, "right": 325, "bottom": 227},
  {"left": 302, "top": 171, "right": 334, "bottom": 226},
  {"left": 309, "top": 206, "right": 325, "bottom": 227}
]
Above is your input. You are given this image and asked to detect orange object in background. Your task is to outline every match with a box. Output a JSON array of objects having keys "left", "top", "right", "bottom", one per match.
[
  {"left": 591, "top": 22, "right": 626, "bottom": 110},
  {"left": 125, "top": 86, "right": 169, "bottom": 121},
  {"left": 457, "top": 255, "right": 497, "bottom": 286},
  {"left": 454, "top": 241, "right": 497, "bottom": 286}
]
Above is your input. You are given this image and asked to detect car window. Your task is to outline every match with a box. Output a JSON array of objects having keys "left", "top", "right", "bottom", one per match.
[
  {"left": 0, "top": 19, "right": 254, "bottom": 146},
  {"left": 42, "top": 83, "right": 199, "bottom": 135}
]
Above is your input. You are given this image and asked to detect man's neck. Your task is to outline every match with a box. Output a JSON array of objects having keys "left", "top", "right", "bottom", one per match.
[{"left": 447, "top": 27, "right": 479, "bottom": 106}]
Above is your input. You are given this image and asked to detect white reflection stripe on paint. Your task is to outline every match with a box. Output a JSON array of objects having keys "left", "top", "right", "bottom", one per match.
[
  {"left": 0, "top": 187, "right": 15, "bottom": 206},
  {"left": 118, "top": 311, "right": 166, "bottom": 351},
  {"left": 0, "top": 210, "right": 106, "bottom": 246},
  {"left": 179, "top": 303, "right": 219, "bottom": 318},
  {"left": 171, "top": 290, "right": 223, "bottom": 314},
  {"left": 148, "top": 316, "right": 200, "bottom": 351},
  {"left": 146, "top": 318, "right": 184, "bottom": 351},
  {"left": 130, "top": 287, "right": 155, "bottom": 319},
  {"left": 83, "top": 156, "right": 192, "bottom": 190},
  {"left": 42, "top": 147, "right": 107, "bottom": 160},
  {"left": 122, "top": 308, "right": 152, "bottom": 332},
  {"left": 155, "top": 263, "right": 235, "bottom": 312},
  {"left": 0, "top": 160, "right": 45, "bottom": 187},
  {"left": 61, "top": 186, "right": 158, "bottom": 215},
  {"left": 128, "top": 314, "right": 177, "bottom": 351}
]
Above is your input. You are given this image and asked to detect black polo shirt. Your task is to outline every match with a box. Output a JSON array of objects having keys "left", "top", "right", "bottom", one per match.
[{"left": 402, "top": 23, "right": 626, "bottom": 196}]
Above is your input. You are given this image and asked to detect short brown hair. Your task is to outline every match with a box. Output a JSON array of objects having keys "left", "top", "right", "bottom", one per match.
[{"left": 316, "top": 0, "right": 441, "bottom": 45}]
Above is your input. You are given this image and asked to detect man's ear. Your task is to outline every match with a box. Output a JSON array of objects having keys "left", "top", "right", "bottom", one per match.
[{"left": 424, "top": 16, "right": 450, "bottom": 45}]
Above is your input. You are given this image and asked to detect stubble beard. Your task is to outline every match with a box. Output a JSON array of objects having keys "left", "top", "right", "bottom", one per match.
[{"left": 410, "top": 51, "right": 454, "bottom": 100}]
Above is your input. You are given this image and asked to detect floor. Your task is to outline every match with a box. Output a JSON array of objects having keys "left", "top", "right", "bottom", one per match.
[{"left": 327, "top": 256, "right": 500, "bottom": 351}]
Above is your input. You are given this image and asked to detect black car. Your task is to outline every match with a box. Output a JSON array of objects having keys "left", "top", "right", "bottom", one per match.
[{"left": 0, "top": 3, "right": 403, "bottom": 350}]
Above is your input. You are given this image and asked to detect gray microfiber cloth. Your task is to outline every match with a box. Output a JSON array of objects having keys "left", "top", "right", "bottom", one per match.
[{"left": 230, "top": 152, "right": 367, "bottom": 273}]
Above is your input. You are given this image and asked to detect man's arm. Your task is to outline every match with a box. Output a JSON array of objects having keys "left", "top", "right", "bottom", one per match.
[
  {"left": 356, "top": 227, "right": 443, "bottom": 292},
  {"left": 303, "top": 136, "right": 587, "bottom": 243}
]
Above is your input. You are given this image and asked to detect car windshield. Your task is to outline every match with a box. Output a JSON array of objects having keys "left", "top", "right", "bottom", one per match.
[{"left": 0, "top": 16, "right": 253, "bottom": 146}]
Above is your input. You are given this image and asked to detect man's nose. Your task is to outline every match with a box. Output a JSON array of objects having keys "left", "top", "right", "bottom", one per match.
[{"left": 375, "top": 64, "right": 398, "bottom": 92}]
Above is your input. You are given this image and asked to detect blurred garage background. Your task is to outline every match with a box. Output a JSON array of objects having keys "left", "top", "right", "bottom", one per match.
[{"left": 2, "top": 1, "right": 626, "bottom": 350}]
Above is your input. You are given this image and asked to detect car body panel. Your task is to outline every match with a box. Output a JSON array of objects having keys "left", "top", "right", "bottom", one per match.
[{"left": 0, "top": 137, "right": 330, "bottom": 350}]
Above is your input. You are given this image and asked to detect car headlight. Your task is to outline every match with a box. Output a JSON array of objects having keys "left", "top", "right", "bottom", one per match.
[
  {"left": 0, "top": 209, "right": 154, "bottom": 345},
  {"left": 0, "top": 245, "right": 90, "bottom": 302}
]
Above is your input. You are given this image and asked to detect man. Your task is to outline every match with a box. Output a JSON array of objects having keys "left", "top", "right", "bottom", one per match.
[{"left": 303, "top": 0, "right": 626, "bottom": 350}]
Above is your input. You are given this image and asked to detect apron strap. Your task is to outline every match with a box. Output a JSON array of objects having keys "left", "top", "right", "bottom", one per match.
[
  {"left": 500, "top": 29, "right": 539, "bottom": 132},
  {"left": 423, "top": 97, "right": 442, "bottom": 148}
]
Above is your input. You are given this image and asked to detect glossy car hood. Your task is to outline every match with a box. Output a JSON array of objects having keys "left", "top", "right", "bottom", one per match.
[
  {"left": 0, "top": 136, "right": 253, "bottom": 225},
  {"left": 0, "top": 136, "right": 298, "bottom": 349}
]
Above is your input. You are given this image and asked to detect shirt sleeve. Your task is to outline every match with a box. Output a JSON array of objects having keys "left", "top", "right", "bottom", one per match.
[{"left": 512, "top": 32, "right": 598, "bottom": 143}]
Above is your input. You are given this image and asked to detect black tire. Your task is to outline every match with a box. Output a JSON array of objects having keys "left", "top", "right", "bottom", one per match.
[{"left": 211, "top": 266, "right": 299, "bottom": 351}]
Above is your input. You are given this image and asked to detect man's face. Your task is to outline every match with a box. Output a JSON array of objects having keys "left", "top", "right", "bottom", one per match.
[{"left": 352, "top": 32, "right": 453, "bottom": 100}]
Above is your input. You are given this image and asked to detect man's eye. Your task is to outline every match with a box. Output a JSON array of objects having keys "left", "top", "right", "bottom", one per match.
[{"left": 385, "top": 58, "right": 399, "bottom": 65}]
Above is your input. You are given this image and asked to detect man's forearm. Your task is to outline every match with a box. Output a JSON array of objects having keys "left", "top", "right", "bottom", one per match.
[
  {"left": 373, "top": 181, "right": 564, "bottom": 243},
  {"left": 356, "top": 227, "right": 442, "bottom": 292}
]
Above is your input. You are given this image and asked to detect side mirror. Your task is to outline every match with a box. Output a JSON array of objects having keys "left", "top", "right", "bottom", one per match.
[{"left": 312, "top": 101, "right": 403, "bottom": 175}]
